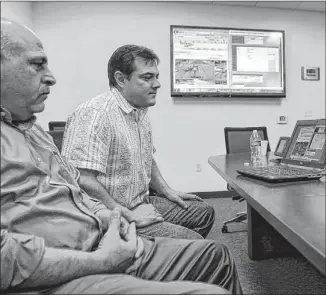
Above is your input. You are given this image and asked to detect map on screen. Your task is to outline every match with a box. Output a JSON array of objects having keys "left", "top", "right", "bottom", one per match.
[{"left": 171, "top": 25, "right": 286, "bottom": 97}]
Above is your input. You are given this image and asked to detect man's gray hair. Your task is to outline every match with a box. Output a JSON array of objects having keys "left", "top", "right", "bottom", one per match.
[
  {"left": 1, "top": 28, "right": 15, "bottom": 60},
  {"left": 1, "top": 18, "right": 37, "bottom": 61}
]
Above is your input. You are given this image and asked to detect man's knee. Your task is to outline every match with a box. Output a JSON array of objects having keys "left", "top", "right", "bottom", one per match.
[
  {"left": 203, "top": 202, "right": 215, "bottom": 222},
  {"left": 199, "top": 240, "right": 230, "bottom": 261},
  {"left": 211, "top": 241, "right": 233, "bottom": 263},
  {"left": 194, "top": 201, "right": 215, "bottom": 226}
]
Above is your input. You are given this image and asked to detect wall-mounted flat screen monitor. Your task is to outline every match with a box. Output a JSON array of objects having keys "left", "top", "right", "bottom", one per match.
[{"left": 170, "top": 25, "right": 286, "bottom": 98}]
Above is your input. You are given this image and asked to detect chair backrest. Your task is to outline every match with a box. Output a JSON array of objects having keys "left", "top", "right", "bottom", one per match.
[
  {"left": 224, "top": 126, "right": 271, "bottom": 154},
  {"left": 47, "top": 130, "right": 64, "bottom": 152},
  {"left": 48, "top": 121, "right": 66, "bottom": 131}
]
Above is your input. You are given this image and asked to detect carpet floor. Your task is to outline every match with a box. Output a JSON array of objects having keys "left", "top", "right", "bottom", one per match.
[{"left": 204, "top": 197, "right": 326, "bottom": 294}]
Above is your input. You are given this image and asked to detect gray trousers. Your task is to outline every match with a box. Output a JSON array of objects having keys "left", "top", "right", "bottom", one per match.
[
  {"left": 136, "top": 195, "right": 215, "bottom": 239},
  {"left": 49, "top": 237, "right": 243, "bottom": 294}
]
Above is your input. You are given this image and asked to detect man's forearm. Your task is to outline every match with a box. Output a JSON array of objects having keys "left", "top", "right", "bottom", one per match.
[
  {"left": 149, "top": 158, "right": 170, "bottom": 195},
  {"left": 78, "top": 169, "right": 133, "bottom": 221},
  {"left": 79, "top": 171, "right": 117, "bottom": 209},
  {"left": 15, "top": 247, "right": 103, "bottom": 291}
]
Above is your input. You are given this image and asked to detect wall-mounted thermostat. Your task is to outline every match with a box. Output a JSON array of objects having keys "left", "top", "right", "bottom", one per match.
[
  {"left": 301, "top": 66, "right": 320, "bottom": 81},
  {"left": 277, "top": 115, "right": 288, "bottom": 124}
]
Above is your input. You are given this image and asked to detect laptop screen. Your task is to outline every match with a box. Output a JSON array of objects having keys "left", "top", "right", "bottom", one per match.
[
  {"left": 274, "top": 137, "right": 290, "bottom": 157},
  {"left": 282, "top": 119, "right": 326, "bottom": 169}
]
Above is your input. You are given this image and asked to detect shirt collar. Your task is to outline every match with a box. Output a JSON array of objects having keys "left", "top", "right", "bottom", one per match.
[
  {"left": 0, "top": 107, "right": 12, "bottom": 122},
  {"left": 0, "top": 106, "right": 36, "bottom": 131},
  {"left": 111, "top": 87, "right": 148, "bottom": 120}
]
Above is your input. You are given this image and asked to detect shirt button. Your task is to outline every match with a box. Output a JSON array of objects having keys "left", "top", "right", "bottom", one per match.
[{"left": 37, "top": 157, "right": 41, "bottom": 162}]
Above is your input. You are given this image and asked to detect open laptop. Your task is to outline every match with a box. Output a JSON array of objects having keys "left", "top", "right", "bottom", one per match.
[
  {"left": 269, "top": 136, "right": 291, "bottom": 163},
  {"left": 236, "top": 119, "right": 326, "bottom": 183}
]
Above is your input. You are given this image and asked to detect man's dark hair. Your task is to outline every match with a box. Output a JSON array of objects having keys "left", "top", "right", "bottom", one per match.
[{"left": 108, "top": 44, "right": 160, "bottom": 88}]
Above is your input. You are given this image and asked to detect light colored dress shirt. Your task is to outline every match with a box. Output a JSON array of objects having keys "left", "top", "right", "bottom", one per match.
[
  {"left": 62, "top": 88, "right": 154, "bottom": 209},
  {"left": 0, "top": 107, "right": 107, "bottom": 290}
]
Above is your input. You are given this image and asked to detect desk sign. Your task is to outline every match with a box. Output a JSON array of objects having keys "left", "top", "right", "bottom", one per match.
[{"left": 301, "top": 66, "right": 320, "bottom": 80}]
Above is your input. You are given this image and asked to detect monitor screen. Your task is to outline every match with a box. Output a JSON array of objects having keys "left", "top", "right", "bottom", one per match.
[
  {"left": 171, "top": 25, "right": 286, "bottom": 97},
  {"left": 284, "top": 123, "right": 326, "bottom": 165},
  {"left": 274, "top": 137, "right": 289, "bottom": 157},
  {"left": 277, "top": 140, "right": 287, "bottom": 154}
]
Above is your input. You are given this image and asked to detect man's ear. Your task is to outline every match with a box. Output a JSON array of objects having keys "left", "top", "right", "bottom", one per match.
[{"left": 114, "top": 71, "right": 126, "bottom": 88}]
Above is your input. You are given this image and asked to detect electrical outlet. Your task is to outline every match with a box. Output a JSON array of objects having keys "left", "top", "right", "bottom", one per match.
[
  {"left": 196, "top": 164, "right": 202, "bottom": 172},
  {"left": 277, "top": 115, "right": 288, "bottom": 124}
]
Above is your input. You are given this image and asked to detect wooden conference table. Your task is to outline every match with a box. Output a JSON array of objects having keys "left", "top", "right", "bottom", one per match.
[{"left": 208, "top": 152, "right": 325, "bottom": 276}]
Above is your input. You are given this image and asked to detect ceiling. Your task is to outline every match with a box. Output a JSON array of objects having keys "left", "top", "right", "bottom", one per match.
[
  {"left": 191, "top": 1, "right": 326, "bottom": 12},
  {"left": 27, "top": 0, "right": 326, "bottom": 13}
]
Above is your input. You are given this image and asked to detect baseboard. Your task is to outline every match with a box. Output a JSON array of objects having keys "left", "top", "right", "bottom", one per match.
[{"left": 189, "top": 191, "right": 236, "bottom": 199}]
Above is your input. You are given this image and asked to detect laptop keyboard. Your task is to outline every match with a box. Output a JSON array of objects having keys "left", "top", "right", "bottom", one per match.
[{"left": 263, "top": 166, "right": 318, "bottom": 176}]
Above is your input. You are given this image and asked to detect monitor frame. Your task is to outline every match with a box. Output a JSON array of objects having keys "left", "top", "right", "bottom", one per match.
[
  {"left": 274, "top": 136, "right": 290, "bottom": 157},
  {"left": 282, "top": 119, "right": 326, "bottom": 169},
  {"left": 170, "top": 25, "right": 286, "bottom": 98}
]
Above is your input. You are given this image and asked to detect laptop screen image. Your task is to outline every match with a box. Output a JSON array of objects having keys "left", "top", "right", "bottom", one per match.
[{"left": 282, "top": 119, "right": 326, "bottom": 170}]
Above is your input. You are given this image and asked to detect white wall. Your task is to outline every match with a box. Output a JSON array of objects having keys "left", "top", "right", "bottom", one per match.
[
  {"left": 1, "top": 1, "right": 34, "bottom": 29},
  {"left": 8, "top": 2, "right": 326, "bottom": 192}
]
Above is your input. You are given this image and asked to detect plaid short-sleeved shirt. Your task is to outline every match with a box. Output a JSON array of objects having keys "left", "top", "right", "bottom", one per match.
[{"left": 62, "top": 88, "right": 154, "bottom": 209}]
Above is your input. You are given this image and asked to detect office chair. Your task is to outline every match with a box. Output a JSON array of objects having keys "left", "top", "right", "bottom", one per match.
[
  {"left": 48, "top": 121, "right": 66, "bottom": 131},
  {"left": 222, "top": 126, "right": 270, "bottom": 233}
]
